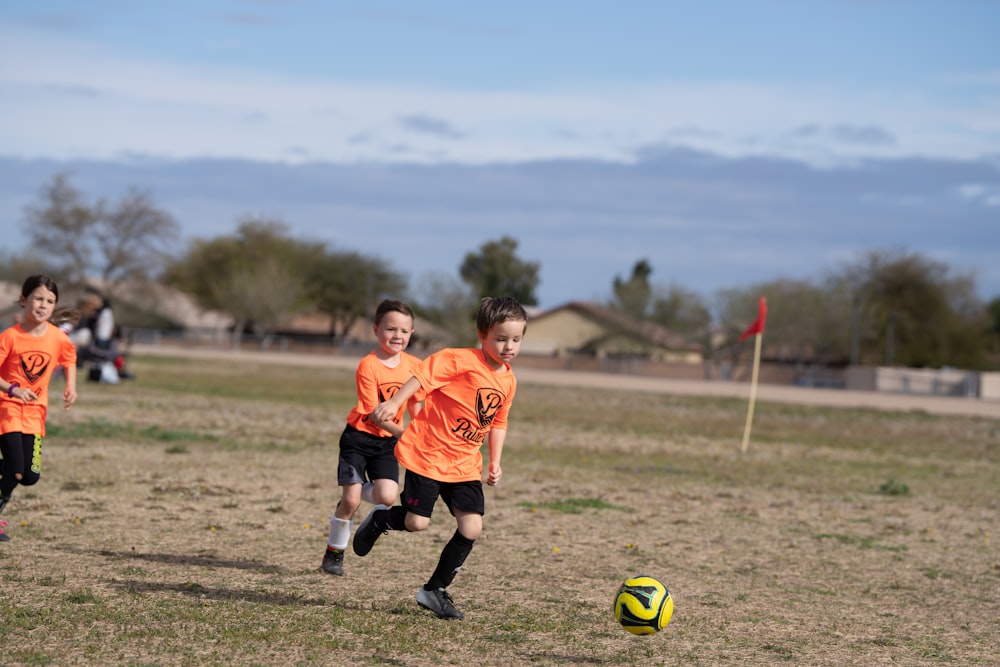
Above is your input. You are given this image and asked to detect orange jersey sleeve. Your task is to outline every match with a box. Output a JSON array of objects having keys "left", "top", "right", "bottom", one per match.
[
  {"left": 345, "top": 351, "right": 424, "bottom": 436},
  {"left": 0, "top": 323, "right": 77, "bottom": 436},
  {"left": 395, "top": 348, "right": 517, "bottom": 483}
]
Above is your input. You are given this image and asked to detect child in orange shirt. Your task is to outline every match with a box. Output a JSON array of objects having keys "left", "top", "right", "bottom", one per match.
[
  {"left": 354, "top": 296, "right": 528, "bottom": 619},
  {"left": 0, "top": 275, "right": 79, "bottom": 542},
  {"left": 321, "top": 299, "right": 423, "bottom": 576}
]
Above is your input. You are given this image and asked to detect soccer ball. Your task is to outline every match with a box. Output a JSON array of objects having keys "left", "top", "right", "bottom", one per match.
[{"left": 613, "top": 575, "right": 674, "bottom": 635}]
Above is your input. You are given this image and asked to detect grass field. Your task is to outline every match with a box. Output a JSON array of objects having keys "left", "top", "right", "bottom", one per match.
[{"left": 1, "top": 353, "right": 998, "bottom": 666}]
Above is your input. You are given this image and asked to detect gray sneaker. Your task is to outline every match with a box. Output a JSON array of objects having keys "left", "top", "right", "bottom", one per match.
[
  {"left": 321, "top": 548, "right": 344, "bottom": 575},
  {"left": 416, "top": 587, "right": 464, "bottom": 620},
  {"left": 352, "top": 504, "right": 388, "bottom": 556}
]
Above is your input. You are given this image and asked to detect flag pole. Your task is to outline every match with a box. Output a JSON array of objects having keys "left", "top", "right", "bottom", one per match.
[
  {"left": 738, "top": 295, "right": 767, "bottom": 459},
  {"left": 739, "top": 330, "right": 763, "bottom": 459}
]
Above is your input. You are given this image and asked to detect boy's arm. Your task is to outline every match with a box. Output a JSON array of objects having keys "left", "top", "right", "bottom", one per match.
[
  {"left": 486, "top": 428, "right": 506, "bottom": 486},
  {"left": 63, "top": 364, "right": 78, "bottom": 408},
  {"left": 378, "top": 419, "right": 405, "bottom": 439},
  {"left": 370, "top": 376, "right": 422, "bottom": 426}
]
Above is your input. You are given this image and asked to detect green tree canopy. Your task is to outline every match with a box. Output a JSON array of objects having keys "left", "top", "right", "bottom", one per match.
[
  {"left": 612, "top": 259, "right": 653, "bottom": 320},
  {"left": 163, "top": 218, "right": 321, "bottom": 347},
  {"left": 836, "top": 249, "right": 989, "bottom": 368},
  {"left": 716, "top": 279, "right": 851, "bottom": 364},
  {"left": 649, "top": 283, "right": 712, "bottom": 338},
  {"left": 304, "top": 250, "right": 407, "bottom": 340},
  {"left": 459, "top": 236, "right": 540, "bottom": 305}
]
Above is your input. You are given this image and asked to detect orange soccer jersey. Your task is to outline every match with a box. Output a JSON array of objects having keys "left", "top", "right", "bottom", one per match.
[
  {"left": 346, "top": 350, "right": 423, "bottom": 437},
  {"left": 395, "top": 348, "right": 517, "bottom": 483},
  {"left": 0, "top": 323, "right": 77, "bottom": 436}
]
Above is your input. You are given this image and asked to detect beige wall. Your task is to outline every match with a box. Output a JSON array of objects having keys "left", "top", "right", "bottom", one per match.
[
  {"left": 527, "top": 310, "right": 608, "bottom": 354},
  {"left": 980, "top": 373, "right": 1000, "bottom": 400}
]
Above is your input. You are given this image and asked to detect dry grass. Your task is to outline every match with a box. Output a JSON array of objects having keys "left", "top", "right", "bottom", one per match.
[{"left": 1, "top": 352, "right": 998, "bottom": 666}]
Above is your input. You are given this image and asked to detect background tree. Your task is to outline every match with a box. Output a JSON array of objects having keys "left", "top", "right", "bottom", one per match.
[
  {"left": 23, "top": 172, "right": 179, "bottom": 287},
  {"left": 715, "top": 278, "right": 851, "bottom": 365},
  {"left": 0, "top": 247, "right": 61, "bottom": 286},
  {"left": 304, "top": 250, "right": 407, "bottom": 340},
  {"left": 411, "top": 271, "right": 479, "bottom": 346},
  {"left": 834, "top": 249, "right": 989, "bottom": 368},
  {"left": 987, "top": 296, "right": 1000, "bottom": 360},
  {"left": 649, "top": 283, "right": 712, "bottom": 337},
  {"left": 459, "top": 236, "right": 540, "bottom": 305},
  {"left": 163, "top": 218, "right": 318, "bottom": 348},
  {"left": 612, "top": 259, "right": 653, "bottom": 320}
]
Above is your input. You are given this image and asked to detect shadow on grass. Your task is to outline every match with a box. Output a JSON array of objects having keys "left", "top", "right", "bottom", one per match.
[
  {"left": 106, "top": 549, "right": 286, "bottom": 572},
  {"left": 108, "top": 578, "right": 341, "bottom": 607},
  {"left": 59, "top": 545, "right": 286, "bottom": 573},
  {"left": 516, "top": 650, "right": 610, "bottom": 665}
]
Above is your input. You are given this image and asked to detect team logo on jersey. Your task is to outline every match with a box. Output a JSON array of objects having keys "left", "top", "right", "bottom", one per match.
[
  {"left": 378, "top": 382, "right": 404, "bottom": 403},
  {"left": 19, "top": 351, "right": 52, "bottom": 384},
  {"left": 450, "top": 387, "right": 506, "bottom": 443},
  {"left": 475, "top": 387, "right": 506, "bottom": 428},
  {"left": 363, "top": 382, "right": 404, "bottom": 424}
]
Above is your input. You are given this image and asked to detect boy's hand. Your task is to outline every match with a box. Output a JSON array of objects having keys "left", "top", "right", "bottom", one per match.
[
  {"left": 370, "top": 401, "right": 397, "bottom": 426},
  {"left": 486, "top": 463, "right": 502, "bottom": 486}
]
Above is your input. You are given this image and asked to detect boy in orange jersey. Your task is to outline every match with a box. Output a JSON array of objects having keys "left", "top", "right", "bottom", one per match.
[
  {"left": 321, "top": 299, "right": 423, "bottom": 576},
  {"left": 354, "top": 296, "right": 528, "bottom": 620}
]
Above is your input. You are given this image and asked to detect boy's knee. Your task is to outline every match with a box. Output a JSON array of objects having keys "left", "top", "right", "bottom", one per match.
[
  {"left": 373, "top": 490, "right": 396, "bottom": 506},
  {"left": 404, "top": 513, "right": 431, "bottom": 532},
  {"left": 459, "top": 525, "right": 482, "bottom": 541}
]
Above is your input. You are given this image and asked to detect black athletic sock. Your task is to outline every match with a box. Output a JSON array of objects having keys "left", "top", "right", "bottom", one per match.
[
  {"left": 426, "top": 530, "right": 475, "bottom": 590},
  {"left": 385, "top": 505, "right": 408, "bottom": 531}
]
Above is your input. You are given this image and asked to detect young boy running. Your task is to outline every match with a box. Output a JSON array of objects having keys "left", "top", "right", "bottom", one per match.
[
  {"left": 353, "top": 296, "right": 527, "bottom": 620},
  {"left": 321, "top": 299, "right": 422, "bottom": 576}
]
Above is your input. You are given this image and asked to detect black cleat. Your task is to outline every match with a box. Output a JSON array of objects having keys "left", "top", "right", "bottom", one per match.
[
  {"left": 416, "top": 587, "right": 464, "bottom": 620},
  {"left": 321, "top": 548, "right": 345, "bottom": 575},
  {"left": 352, "top": 504, "right": 388, "bottom": 556}
]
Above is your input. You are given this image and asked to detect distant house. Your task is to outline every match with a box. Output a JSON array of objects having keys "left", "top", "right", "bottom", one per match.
[
  {"left": 523, "top": 301, "right": 703, "bottom": 363},
  {"left": 275, "top": 311, "right": 455, "bottom": 353}
]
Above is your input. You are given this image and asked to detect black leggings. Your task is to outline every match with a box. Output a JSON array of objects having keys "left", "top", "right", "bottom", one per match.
[{"left": 0, "top": 432, "right": 43, "bottom": 498}]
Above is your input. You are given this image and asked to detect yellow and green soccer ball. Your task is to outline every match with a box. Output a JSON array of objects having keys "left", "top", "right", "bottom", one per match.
[{"left": 613, "top": 575, "right": 674, "bottom": 635}]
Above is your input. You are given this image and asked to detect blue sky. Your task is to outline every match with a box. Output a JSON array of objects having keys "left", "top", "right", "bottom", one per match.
[{"left": 1, "top": 1, "right": 998, "bottom": 309}]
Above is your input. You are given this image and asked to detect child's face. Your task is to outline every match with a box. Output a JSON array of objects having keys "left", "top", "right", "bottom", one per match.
[
  {"left": 20, "top": 285, "right": 58, "bottom": 325},
  {"left": 374, "top": 310, "right": 414, "bottom": 356},
  {"left": 479, "top": 319, "right": 526, "bottom": 369}
]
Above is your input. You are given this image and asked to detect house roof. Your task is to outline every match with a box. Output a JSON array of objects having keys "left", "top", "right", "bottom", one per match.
[{"left": 528, "top": 301, "right": 702, "bottom": 357}]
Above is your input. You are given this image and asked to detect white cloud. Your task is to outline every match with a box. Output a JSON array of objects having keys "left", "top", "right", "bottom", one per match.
[
  {"left": 2, "top": 29, "right": 999, "bottom": 167},
  {"left": 958, "top": 184, "right": 1000, "bottom": 207}
]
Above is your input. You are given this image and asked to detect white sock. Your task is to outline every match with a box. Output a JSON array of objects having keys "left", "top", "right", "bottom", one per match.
[
  {"left": 327, "top": 516, "right": 352, "bottom": 551},
  {"left": 360, "top": 482, "right": 375, "bottom": 505}
]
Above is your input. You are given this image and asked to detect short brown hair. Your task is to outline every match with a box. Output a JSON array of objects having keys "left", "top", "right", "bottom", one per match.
[
  {"left": 373, "top": 299, "right": 415, "bottom": 326},
  {"left": 476, "top": 296, "right": 528, "bottom": 335}
]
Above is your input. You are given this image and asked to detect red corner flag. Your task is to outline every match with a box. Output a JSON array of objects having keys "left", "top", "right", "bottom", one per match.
[{"left": 739, "top": 296, "right": 767, "bottom": 341}]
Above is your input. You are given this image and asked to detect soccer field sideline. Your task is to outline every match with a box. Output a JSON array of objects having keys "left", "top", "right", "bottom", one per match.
[{"left": 131, "top": 343, "right": 1000, "bottom": 419}]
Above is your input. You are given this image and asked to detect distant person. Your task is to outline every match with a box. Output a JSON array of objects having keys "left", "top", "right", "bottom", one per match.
[
  {"left": 76, "top": 289, "right": 121, "bottom": 383},
  {"left": 353, "top": 296, "right": 528, "bottom": 620},
  {"left": 321, "top": 299, "right": 424, "bottom": 576},
  {"left": 0, "top": 274, "right": 78, "bottom": 542},
  {"left": 67, "top": 294, "right": 100, "bottom": 350}
]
